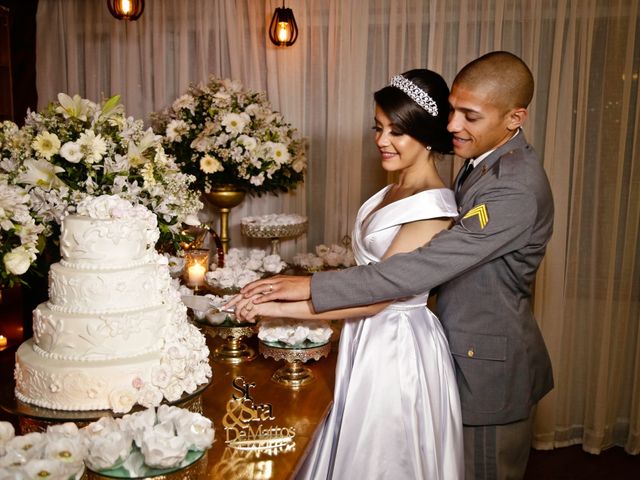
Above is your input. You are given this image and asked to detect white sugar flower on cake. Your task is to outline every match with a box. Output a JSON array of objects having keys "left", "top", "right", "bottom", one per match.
[{"left": 258, "top": 318, "right": 332, "bottom": 347}]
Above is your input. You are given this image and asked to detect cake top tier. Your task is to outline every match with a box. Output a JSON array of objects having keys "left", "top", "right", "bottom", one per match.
[{"left": 60, "top": 195, "right": 160, "bottom": 267}]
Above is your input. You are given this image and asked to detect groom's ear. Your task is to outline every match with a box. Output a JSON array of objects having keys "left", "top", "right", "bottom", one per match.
[{"left": 506, "top": 107, "right": 528, "bottom": 131}]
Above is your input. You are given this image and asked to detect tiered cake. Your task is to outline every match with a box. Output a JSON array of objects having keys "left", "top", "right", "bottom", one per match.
[{"left": 14, "top": 195, "right": 212, "bottom": 413}]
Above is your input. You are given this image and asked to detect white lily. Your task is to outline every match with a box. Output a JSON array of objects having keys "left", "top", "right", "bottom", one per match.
[
  {"left": 55, "top": 93, "right": 93, "bottom": 121},
  {"left": 16, "top": 159, "right": 65, "bottom": 190}
]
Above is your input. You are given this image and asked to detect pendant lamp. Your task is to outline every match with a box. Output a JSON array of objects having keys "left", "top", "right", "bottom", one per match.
[
  {"left": 268, "top": 1, "right": 298, "bottom": 47},
  {"left": 107, "top": 0, "right": 144, "bottom": 21}
]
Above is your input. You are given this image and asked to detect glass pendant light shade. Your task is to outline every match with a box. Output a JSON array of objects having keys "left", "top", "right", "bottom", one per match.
[
  {"left": 107, "top": 0, "right": 145, "bottom": 21},
  {"left": 268, "top": 3, "right": 299, "bottom": 46}
]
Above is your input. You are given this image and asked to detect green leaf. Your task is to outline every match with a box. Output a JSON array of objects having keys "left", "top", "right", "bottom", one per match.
[{"left": 102, "top": 95, "right": 121, "bottom": 115}]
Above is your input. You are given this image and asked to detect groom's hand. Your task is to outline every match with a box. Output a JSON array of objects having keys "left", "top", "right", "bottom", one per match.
[{"left": 224, "top": 275, "right": 312, "bottom": 309}]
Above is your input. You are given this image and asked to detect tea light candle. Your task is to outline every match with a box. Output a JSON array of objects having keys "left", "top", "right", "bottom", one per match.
[
  {"left": 0, "top": 335, "right": 7, "bottom": 348},
  {"left": 188, "top": 263, "right": 206, "bottom": 286}
]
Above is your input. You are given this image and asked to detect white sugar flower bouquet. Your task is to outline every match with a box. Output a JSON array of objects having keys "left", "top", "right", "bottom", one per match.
[
  {"left": 293, "top": 243, "right": 356, "bottom": 272},
  {"left": 0, "top": 422, "right": 85, "bottom": 479},
  {"left": 0, "top": 175, "right": 46, "bottom": 289},
  {"left": 152, "top": 76, "right": 306, "bottom": 196},
  {"left": 0, "top": 94, "right": 202, "bottom": 250},
  {"left": 0, "top": 406, "right": 214, "bottom": 478},
  {"left": 205, "top": 248, "right": 286, "bottom": 291}
]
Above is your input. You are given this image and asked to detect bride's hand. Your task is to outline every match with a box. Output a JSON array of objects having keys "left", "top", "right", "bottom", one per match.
[{"left": 233, "top": 294, "right": 281, "bottom": 323}]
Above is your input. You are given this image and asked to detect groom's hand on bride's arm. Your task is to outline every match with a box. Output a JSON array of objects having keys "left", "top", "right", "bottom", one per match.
[{"left": 224, "top": 275, "right": 312, "bottom": 309}]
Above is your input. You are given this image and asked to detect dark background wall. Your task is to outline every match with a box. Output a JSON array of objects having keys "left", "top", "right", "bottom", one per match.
[{"left": 0, "top": 0, "right": 37, "bottom": 124}]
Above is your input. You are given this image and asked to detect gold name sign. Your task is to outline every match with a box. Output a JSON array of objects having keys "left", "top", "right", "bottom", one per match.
[{"left": 223, "top": 377, "right": 296, "bottom": 452}]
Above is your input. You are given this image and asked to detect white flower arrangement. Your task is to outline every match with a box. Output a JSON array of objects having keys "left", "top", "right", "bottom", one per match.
[
  {"left": 0, "top": 94, "right": 202, "bottom": 252},
  {"left": 258, "top": 318, "right": 333, "bottom": 347},
  {"left": 0, "top": 175, "right": 46, "bottom": 289},
  {"left": 205, "top": 248, "right": 286, "bottom": 291},
  {"left": 292, "top": 243, "right": 356, "bottom": 272},
  {"left": 0, "top": 422, "right": 85, "bottom": 479},
  {"left": 0, "top": 406, "right": 214, "bottom": 478},
  {"left": 152, "top": 76, "right": 306, "bottom": 196}
]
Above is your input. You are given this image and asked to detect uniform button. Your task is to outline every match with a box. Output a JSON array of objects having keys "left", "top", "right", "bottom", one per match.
[{"left": 467, "top": 348, "right": 475, "bottom": 358}]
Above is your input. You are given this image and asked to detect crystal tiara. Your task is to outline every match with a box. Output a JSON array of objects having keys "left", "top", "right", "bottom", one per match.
[{"left": 389, "top": 75, "right": 438, "bottom": 117}]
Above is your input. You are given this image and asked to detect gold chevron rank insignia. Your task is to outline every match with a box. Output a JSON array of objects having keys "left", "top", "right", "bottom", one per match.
[{"left": 462, "top": 204, "right": 489, "bottom": 229}]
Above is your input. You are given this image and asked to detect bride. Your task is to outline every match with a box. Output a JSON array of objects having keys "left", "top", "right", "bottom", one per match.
[{"left": 232, "top": 69, "right": 463, "bottom": 479}]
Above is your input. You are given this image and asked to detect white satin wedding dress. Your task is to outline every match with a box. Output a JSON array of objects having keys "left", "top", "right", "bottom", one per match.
[{"left": 298, "top": 186, "right": 464, "bottom": 480}]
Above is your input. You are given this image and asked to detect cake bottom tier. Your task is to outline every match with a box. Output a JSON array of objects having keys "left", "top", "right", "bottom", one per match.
[{"left": 15, "top": 339, "right": 164, "bottom": 412}]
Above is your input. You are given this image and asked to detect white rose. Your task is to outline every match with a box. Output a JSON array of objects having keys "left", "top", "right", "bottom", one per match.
[
  {"left": 140, "top": 429, "right": 188, "bottom": 469},
  {"left": 108, "top": 388, "right": 138, "bottom": 414},
  {"left": 83, "top": 430, "right": 132, "bottom": 470},
  {"left": 0, "top": 449, "right": 26, "bottom": 469},
  {"left": 309, "top": 256, "right": 325, "bottom": 270},
  {"left": 45, "top": 423, "right": 79, "bottom": 441},
  {"left": 173, "top": 411, "right": 215, "bottom": 451},
  {"left": 43, "top": 436, "right": 86, "bottom": 474},
  {"left": 3, "top": 246, "right": 32, "bottom": 275},
  {"left": 0, "top": 422, "right": 15, "bottom": 444},
  {"left": 324, "top": 252, "right": 342, "bottom": 267},
  {"left": 6, "top": 432, "right": 47, "bottom": 460},
  {"left": 342, "top": 250, "right": 356, "bottom": 267},
  {"left": 156, "top": 405, "right": 184, "bottom": 425},
  {"left": 81, "top": 416, "right": 120, "bottom": 440},
  {"left": 263, "top": 255, "right": 286, "bottom": 273},
  {"left": 244, "top": 258, "right": 263, "bottom": 271},
  {"left": 287, "top": 325, "right": 310, "bottom": 346},
  {"left": 307, "top": 321, "right": 333, "bottom": 344},
  {"left": 119, "top": 408, "right": 157, "bottom": 448},
  {"left": 248, "top": 249, "right": 266, "bottom": 260},
  {"left": 23, "top": 459, "right": 67, "bottom": 479},
  {"left": 136, "top": 386, "right": 163, "bottom": 411}
]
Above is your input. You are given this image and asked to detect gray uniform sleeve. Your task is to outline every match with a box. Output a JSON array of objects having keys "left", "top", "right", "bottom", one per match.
[{"left": 310, "top": 179, "right": 537, "bottom": 312}]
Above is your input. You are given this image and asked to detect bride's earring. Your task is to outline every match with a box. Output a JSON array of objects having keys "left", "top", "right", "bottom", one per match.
[{"left": 426, "top": 145, "right": 432, "bottom": 151}]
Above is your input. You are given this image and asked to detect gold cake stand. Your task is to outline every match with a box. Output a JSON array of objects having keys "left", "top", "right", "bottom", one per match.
[
  {"left": 258, "top": 340, "right": 331, "bottom": 389},
  {"left": 197, "top": 316, "right": 258, "bottom": 364}
]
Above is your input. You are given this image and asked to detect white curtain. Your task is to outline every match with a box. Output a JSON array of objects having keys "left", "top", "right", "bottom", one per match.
[{"left": 36, "top": 0, "right": 640, "bottom": 454}]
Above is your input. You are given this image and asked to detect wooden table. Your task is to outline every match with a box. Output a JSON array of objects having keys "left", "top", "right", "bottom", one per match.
[
  {"left": 0, "top": 328, "right": 337, "bottom": 480},
  {"left": 200, "top": 334, "right": 336, "bottom": 479}
]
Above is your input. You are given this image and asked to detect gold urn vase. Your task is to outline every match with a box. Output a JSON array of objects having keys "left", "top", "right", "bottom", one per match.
[{"left": 204, "top": 185, "right": 246, "bottom": 253}]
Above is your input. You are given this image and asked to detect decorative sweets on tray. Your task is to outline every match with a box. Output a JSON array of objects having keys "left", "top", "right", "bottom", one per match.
[
  {"left": 292, "top": 242, "right": 356, "bottom": 272},
  {"left": 0, "top": 406, "right": 214, "bottom": 478},
  {"left": 204, "top": 248, "right": 286, "bottom": 293},
  {"left": 240, "top": 213, "right": 308, "bottom": 239},
  {"left": 258, "top": 318, "right": 333, "bottom": 348}
]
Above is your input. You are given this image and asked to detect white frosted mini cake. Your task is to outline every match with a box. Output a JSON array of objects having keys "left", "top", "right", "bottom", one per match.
[{"left": 14, "top": 195, "right": 212, "bottom": 413}]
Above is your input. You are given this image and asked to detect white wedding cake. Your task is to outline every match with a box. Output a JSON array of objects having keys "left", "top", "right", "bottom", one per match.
[{"left": 14, "top": 195, "right": 212, "bottom": 413}]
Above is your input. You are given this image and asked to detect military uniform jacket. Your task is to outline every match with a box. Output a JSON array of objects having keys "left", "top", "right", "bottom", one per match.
[{"left": 311, "top": 131, "right": 554, "bottom": 426}]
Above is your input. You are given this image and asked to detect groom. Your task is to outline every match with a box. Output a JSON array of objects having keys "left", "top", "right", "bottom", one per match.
[{"left": 230, "top": 51, "right": 554, "bottom": 480}]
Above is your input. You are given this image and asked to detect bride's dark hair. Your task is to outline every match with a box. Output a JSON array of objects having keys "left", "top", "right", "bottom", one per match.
[{"left": 374, "top": 69, "right": 452, "bottom": 154}]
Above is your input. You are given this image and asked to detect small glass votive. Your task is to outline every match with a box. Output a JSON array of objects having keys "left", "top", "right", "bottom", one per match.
[{"left": 183, "top": 249, "right": 210, "bottom": 290}]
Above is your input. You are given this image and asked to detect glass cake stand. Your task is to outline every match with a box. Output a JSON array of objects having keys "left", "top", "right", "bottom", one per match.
[
  {"left": 241, "top": 220, "right": 308, "bottom": 255},
  {"left": 258, "top": 340, "right": 331, "bottom": 389},
  {"left": 198, "top": 312, "right": 258, "bottom": 364},
  {"left": 86, "top": 448, "right": 207, "bottom": 479}
]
